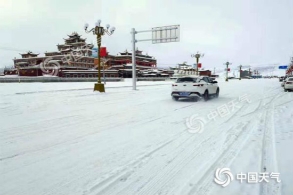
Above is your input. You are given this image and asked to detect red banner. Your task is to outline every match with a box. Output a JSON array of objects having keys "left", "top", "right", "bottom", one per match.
[
  {"left": 100, "top": 47, "right": 107, "bottom": 57},
  {"left": 197, "top": 63, "right": 202, "bottom": 68}
]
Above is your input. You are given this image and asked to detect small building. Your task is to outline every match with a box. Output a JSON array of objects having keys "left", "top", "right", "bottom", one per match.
[
  {"left": 199, "top": 70, "right": 212, "bottom": 76},
  {"left": 20, "top": 51, "right": 39, "bottom": 59},
  {"left": 3, "top": 68, "right": 18, "bottom": 76},
  {"left": 18, "top": 66, "right": 44, "bottom": 76},
  {"left": 240, "top": 70, "right": 251, "bottom": 78},
  {"left": 108, "top": 49, "right": 157, "bottom": 68}
]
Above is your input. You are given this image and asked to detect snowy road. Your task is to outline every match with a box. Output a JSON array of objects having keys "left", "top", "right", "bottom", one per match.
[{"left": 0, "top": 79, "right": 292, "bottom": 195}]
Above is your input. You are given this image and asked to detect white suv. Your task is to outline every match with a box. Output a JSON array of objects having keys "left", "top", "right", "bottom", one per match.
[
  {"left": 171, "top": 76, "right": 219, "bottom": 101},
  {"left": 284, "top": 77, "right": 293, "bottom": 92}
]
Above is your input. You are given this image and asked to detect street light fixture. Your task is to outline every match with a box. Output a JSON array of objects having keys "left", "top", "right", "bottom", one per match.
[
  {"left": 224, "top": 61, "right": 232, "bottom": 82},
  {"left": 191, "top": 52, "right": 204, "bottom": 76},
  {"left": 84, "top": 20, "right": 115, "bottom": 92}
]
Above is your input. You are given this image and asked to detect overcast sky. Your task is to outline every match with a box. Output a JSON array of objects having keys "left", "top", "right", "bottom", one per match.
[{"left": 0, "top": 0, "right": 292, "bottom": 70}]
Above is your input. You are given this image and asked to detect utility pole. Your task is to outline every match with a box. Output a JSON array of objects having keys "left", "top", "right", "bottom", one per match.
[
  {"left": 131, "top": 28, "right": 136, "bottom": 90},
  {"left": 239, "top": 64, "right": 242, "bottom": 80},
  {"left": 214, "top": 67, "right": 216, "bottom": 75},
  {"left": 224, "top": 61, "right": 232, "bottom": 82}
]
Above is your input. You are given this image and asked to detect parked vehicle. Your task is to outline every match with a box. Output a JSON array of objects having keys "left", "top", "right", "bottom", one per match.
[
  {"left": 281, "top": 76, "right": 293, "bottom": 87},
  {"left": 279, "top": 76, "right": 285, "bottom": 82},
  {"left": 284, "top": 77, "right": 293, "bottom": 92},
  {"left": 171, "top": 76, "right": 219, "bottom": 101}
]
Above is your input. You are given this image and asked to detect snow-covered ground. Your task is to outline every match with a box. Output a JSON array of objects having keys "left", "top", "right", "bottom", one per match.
[{"left": 0, "top": 78, "right": 292, "bottom": 195}]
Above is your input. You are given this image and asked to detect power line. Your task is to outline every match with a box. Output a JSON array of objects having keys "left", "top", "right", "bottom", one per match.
[{"left": 0, "top": 46, "right": 45, "bottom": 54}]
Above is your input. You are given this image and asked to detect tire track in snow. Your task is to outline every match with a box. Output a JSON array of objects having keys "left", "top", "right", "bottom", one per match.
[
  {"left": 1, "top": 95, "right": 197, "bottom": 175},
  {"left": 259, "top": 102, "right": 281, "bottom": 195},
  {"left": 186, "top": 119, "right": 259, "bottom": 195},
  {"left": 221, "top": 82, "right": 278, "bottom": 124},
  {"left": 81, "top": 108, "right": 236, "bottom": 195},
  {"left": 0, "top": 115, "right": 81, "bottom": 136},
  {"left": 92, "top": 132, "right": 197, "bottom": 195},
  {"left": 93, "top": 129, "right": 213, "bottom": 195},
  {"left": 42, "top": 112, "right": 186, "bottom": 194},
  {"left": 85, "top": 92, "right": 276, "bottom": 195},
  {"left": 238, "top": 83, "right": 275, "bottom": 118},
  {"left": 183, "top": 88, "right": 281, "bottom": 195},
  {"left": 92, "top": 119, "right": 245, "bottom": 194},
  {"left": 79, "top": 130, "right": 188, "bottom": 195}
]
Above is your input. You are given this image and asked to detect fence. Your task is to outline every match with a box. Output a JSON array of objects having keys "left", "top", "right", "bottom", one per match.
[
  {"left": 137, "top": 77, "right": 171, "bottom": 81},
  {"left": 0, "top": 77, "right": 124, "bottom": 83}
]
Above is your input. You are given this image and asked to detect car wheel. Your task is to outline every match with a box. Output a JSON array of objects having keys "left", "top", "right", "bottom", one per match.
[
  {"left": 203, "top": 90, "right": 209, "bottom": 101},
  {"left": 284, "top": 88, "right": 288, "bottom": 92},
  {"left": 215, "top": 88, "right": 219, "bottom": 98},
  {"left": 173, "top": 97, "right": 179, "bottom": 101}
]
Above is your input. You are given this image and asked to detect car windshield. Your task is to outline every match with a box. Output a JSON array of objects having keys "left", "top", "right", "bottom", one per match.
[
  {"left": 288, "top": 78, "right": 293, "bottom": 81},
  {"left": 176, "top": 77, "right": 198, "bottom": 83}
]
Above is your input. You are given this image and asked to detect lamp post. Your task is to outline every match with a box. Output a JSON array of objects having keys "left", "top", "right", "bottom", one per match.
[
  {"left": 84, "top": 20, "right": 115, "bottom": 92},
  {"left": 191, "top": 52, "right": 204, "bottom": 76},
  {"left": 103, "top": 61, "right": 106, "bottom": 85},
  {"left": 239, "top": 65, "right": 242, "bottom": 80},
  {"left": 224, "top": 61, "right": 231, "bottom": 82}
]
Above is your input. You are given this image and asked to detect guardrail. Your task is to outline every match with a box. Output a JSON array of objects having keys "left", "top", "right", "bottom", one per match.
[
  {"left": 0, "top": 77, "right": 124, "bottom": 83},
  {"left": 137, "top": 77, "right": 170, "bottom": 81}
]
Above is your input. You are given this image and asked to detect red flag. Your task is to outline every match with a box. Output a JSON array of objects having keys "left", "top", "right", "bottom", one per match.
[{"left": 100, "top": 47, "right": 107, "bottom": 57}]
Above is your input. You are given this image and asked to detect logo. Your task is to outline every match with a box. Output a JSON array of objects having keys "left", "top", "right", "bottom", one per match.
[
  {"left": 214, "top": 168, "right": 234, "bottom": 187},
  {"left": 185, "top": 114, "right": 206, "bottom": 134},
  {"left": 40, "top": 57, "right": 60, "bottom": 76}
]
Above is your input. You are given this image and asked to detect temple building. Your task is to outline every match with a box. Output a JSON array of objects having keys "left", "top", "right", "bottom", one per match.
[
  {"left": 106, "top": 49, "right": 157, "bottom": 67},
  {"left": 13, "top": 32, "right": 95, "bottom": 70},
  {"left": 4, "top": 32, "right": 158, "bottom": 78}
]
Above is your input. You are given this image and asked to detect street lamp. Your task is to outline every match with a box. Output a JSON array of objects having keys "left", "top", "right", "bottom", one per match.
[
  {"left": 224, "top": 61, "right": 232, "bottom": 82},
  {"left": 191, "top": 52, "right": 204, "bottom": 76},
  {"left": 84, "top": 20, "right": 115, "bottom": 92}
]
